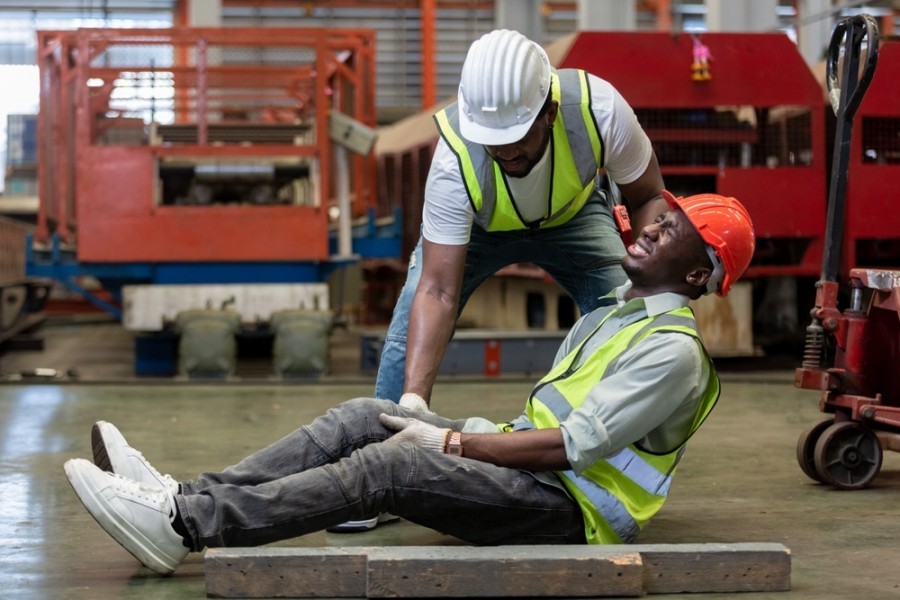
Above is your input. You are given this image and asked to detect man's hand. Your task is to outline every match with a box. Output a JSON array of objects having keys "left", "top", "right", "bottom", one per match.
[{"left": 380, "top": 414, "right": 450, "bottom": 453}]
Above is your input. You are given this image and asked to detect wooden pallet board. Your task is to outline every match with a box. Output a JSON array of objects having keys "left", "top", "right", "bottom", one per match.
[{"left": 205, "top": 543, "right": 790, "bottom": 598}]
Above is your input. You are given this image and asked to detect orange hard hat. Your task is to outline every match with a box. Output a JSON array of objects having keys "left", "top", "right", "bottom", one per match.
[{"left": 663, "top": 190, "right": 756, "bottom": 297}]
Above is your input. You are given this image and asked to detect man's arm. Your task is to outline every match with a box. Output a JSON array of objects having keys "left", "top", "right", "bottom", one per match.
[
  {"left": 617, "top": 151, "right": 668, "bottom": 234},
  {"left": 381, "top": 413, "right": 571, "bottom": 471},
  {"left": 403, "top": 239, "right": 467, "bottom": 401},
  {"left": 458, "top": 428, "right": 571, "bottom": 471}
]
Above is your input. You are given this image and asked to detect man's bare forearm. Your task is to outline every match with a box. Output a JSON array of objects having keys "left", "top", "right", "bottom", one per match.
[
  {"left": 403, "top": 288, "right": 458, "bottom": 401},
  {"left": 618, "top": 151, "right": 667, "bottom": 234},
  {"left": 459, "top": 428, "right": 571, "bottom": 471},
  {"left": 630, "top": 195, "right": 668, "bottom": 233}
]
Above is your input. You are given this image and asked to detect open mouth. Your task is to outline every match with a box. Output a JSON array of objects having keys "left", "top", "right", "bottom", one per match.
[{"left": 627, "top": 240, "right": 651, "bottom": 258}]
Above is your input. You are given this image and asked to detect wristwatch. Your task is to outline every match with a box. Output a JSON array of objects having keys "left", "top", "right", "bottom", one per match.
[{"left": 446, "top": 431, "right": 463, "bottom": 457}]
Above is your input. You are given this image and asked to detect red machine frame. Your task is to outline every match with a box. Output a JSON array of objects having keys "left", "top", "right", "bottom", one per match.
[
  {"left": 35, "top": 27, "right": 377, "bottom": 263},
  {"left": 561, "top": 31, "right": 828, "bottom": 279},
  {"left": 844, "top": 38, "right": 900, "bottom": 274}
]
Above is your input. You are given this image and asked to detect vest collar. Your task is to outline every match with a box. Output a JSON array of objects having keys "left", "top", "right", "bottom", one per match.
[{"left": 611, "top": 281, "right": 691, "bottom": 317}]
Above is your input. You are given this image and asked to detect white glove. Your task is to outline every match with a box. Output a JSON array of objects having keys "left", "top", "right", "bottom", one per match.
[
  {"left": 379, "top": 413, "right": 450, "bottom": 453},
  {"left": 399, "top": 392, "right": 431, "bottom": 413}
]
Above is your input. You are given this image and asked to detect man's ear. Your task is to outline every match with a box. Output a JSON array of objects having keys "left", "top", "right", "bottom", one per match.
[
  {"left": 686, "top": 267, "right": 711, "bottom": 293},
  {"left": 546, "top": 100, "right": 559, "bottom": 125}
]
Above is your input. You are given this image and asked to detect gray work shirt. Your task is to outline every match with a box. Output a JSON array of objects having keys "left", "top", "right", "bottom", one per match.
[{"left": 463, "top": 282, "right": 711, "bottom": 479}]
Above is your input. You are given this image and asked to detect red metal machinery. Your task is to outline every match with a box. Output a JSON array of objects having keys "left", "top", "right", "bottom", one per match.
[
  {"left": 34, "top": 27, "right": 378, "bottom": 265},
  {"left": 794, "top": 16, "right": 900, "bottom": 490},
  {"left": 845, "top": 36, "right": 900, "bottom": 275},
  {"left": 561, "top": 31, "right": 828, "bottom": 281}
]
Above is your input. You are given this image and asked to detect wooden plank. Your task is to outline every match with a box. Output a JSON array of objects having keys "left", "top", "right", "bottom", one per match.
[
  {"left": 204, "top": 547, "right": 368, "bottom": 599},
  {"left": 635, "top": 543, "right": 792, "bottom": 594},
  {"left": 366, "top": 546, "right": 643, "bottom": 598},
  {"left": 204, "top": 543, "right": 791, "bottom": 598}
]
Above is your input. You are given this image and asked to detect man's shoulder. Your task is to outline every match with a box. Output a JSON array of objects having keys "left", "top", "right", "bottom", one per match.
[{"left": 556, "top": 67, "right": 613, "bottom": 84}]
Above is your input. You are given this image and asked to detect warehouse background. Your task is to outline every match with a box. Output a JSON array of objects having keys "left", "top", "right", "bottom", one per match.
[{"left": 0, "top": 0, "right": 897, "bottom": 381}]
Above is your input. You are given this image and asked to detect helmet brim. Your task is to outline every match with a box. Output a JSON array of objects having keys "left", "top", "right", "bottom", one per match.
[{"left": 457, "top": 97, "right": 538, "bottom": 146}]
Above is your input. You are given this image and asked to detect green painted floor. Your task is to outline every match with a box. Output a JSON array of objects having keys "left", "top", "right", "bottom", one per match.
[{"left": 2, "top": 319, "right": 900, "bottom": 598}]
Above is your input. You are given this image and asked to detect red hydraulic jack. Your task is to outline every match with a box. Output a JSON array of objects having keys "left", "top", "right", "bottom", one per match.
[{"left": 794, "top": 15, "right": 900, "bottom": 490}]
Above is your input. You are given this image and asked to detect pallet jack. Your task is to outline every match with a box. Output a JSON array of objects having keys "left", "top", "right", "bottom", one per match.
[{"left": 793, "top": 14, "right": 900, "bottom": 490}]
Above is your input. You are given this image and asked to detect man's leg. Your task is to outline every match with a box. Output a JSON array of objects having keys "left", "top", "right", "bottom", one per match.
[
  {"left": 189, "top": 396, "right": 455, "bottom": 533},
  {"left": 530, "top": 195, "right": 628, "bottom": 314},
  {"left": 178, "top": 440, "right": 586, "bottom": 550},
  {"left": 91, "top": 398, "right": 403, "bottom": 495},
  {"left": 182, "top": 398, "right": 420, "bottom": 492},
  {"left": 65, "top": 399, "right": 469, "bottom": 572},
  {"left": 374, "top": 240, "right": 422, "bottom": 402}
]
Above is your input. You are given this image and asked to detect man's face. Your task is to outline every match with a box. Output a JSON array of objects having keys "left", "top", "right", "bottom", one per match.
[
  {"left": 484, "top": 102, "right": 557, "bottom": 178},
  {"left": 622, "top": 208, "right": 707, "bottom": 293}
]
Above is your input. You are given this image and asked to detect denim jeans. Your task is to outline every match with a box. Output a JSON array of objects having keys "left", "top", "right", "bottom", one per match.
[
  {"left": 375, "top": 192, "right": 628, "bottom": 401},
  {"left": 175, "top": 398, "right": 586, "bottom": 550}
]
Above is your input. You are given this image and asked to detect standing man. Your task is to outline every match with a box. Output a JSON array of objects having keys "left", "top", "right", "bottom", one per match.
[
  {"left": 63, "top": 192, "right": 755, "bottom": 576},
  {"left": 376, "top": 28, "right": 667, "bottom": 412}
]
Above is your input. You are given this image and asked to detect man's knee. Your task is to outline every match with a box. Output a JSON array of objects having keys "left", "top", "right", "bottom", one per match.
[{"left": 337, "top": 397, "right": 397, "bottom": 419}]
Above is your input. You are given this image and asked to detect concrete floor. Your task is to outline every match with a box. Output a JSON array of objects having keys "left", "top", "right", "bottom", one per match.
[{"left": 2, "top": 319, "right": 900, "bottom": 598}]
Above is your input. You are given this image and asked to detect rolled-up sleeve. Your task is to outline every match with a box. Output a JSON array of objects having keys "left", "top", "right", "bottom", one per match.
[{"left": 559, "top": 333, "right": 705, "bottom": 474}]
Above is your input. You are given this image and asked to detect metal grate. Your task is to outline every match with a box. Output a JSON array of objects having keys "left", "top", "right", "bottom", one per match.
[
  {"left": 637, "top": 105, "right": 815, "bottom": 170},
  {"left": 862, "top": 117, "right": 900, "bottom": 164}
]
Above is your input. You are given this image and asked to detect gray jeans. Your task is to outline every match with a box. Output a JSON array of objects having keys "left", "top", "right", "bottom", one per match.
[{"left": 176, "top": 398, "right": 586, "bottom": 550}]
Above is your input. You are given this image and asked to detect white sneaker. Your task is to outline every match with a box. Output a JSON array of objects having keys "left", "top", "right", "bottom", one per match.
[
  {"left": 327, "top": 512, "right": 400, "bottom": 533},
  {"left": 92, "top": 421, "right": 179, "bottom": 496},
  {"left": 64, "top": 458, "right": 189, "bottom": 575}
]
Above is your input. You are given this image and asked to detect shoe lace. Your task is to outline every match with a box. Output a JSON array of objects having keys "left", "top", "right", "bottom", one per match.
[
  {"left": 129, "top": 446, "right": 179, "bottom": 493},
  {"left": 109, "top": 471, "right": 178, "bottom": 521}
]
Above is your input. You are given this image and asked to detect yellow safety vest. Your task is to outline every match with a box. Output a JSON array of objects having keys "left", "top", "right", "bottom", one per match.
[
  {"left": 433, "top": 69, "right": 604, "bottom": 231},
  {"left": 524, "top": 306, "right": 720, "bottom": 544}
]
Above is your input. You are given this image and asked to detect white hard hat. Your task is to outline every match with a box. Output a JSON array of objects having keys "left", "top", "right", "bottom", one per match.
[{"left": 458, "top": 29, "right": 551, "bottom": 146}]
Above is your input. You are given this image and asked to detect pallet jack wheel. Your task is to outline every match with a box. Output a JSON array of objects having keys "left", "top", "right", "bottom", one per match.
[
  {"left": 796, "top": 419, "right": 834, "bottom": 483},
  {"left": 813, "top": 421, "right": 883, "bottom": 490}
]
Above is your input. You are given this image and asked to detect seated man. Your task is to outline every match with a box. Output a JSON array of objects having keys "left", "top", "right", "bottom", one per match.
[{"left": 64, "top": 191, "right": 755, "bottom": 576}]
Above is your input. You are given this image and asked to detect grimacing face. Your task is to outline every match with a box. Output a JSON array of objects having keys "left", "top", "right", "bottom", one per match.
[
  {"left": 484, "top": 101, "right": 558, "bottom": 178},
  {"left": 622, "top": 208, "right": 710, "bottom": 295}
]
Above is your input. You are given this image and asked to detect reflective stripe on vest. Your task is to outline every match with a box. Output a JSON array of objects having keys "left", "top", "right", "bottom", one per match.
[
  {"left": 526, "top": 306, "right": 720, "bottom": 544},
  {"left": 559, "top": 468, "right": 640, "bottom": 543},
  {"left": 433, "top": 69, "right": 603, "bottom": 232}
]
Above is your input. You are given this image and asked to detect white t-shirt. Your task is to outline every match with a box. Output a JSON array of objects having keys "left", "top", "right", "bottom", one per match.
[{"left": 422, "top": 73, "right": 653, "bottom": 245}]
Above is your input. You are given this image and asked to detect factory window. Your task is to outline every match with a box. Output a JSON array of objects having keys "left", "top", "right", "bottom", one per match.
[{"left": 0, "top": 65, "right": 38, "bottom": 195}]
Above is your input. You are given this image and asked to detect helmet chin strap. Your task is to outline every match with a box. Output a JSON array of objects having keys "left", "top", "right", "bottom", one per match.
[{"left": 704, "top": 245, "right": 725, "bottom": 295}]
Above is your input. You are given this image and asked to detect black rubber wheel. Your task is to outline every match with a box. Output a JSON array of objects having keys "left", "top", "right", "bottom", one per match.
[
  {"left": 813, "top": 421, "right": 883, "bottom": 490},
  {"left": 796, "top": 419, "right": 833, "bottom": 483}
]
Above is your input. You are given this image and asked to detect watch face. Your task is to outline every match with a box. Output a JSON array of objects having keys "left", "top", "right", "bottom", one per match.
[{"left": 447, "top": 432, "right": 463, "bottom": 456}]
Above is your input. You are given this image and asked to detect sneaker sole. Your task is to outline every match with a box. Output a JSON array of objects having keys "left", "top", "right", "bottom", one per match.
[
  {"left": 92, "top": 421, "right": 120, "bottom": 474},
  {"left": 326, "top": 513, "right": 399, "bottom": 533},
  {"left": 64, "top": 461, "right": 180, "bottom": 576},
  {"left": 326, "top": 519, "right": 378, "bottom": 533}
]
